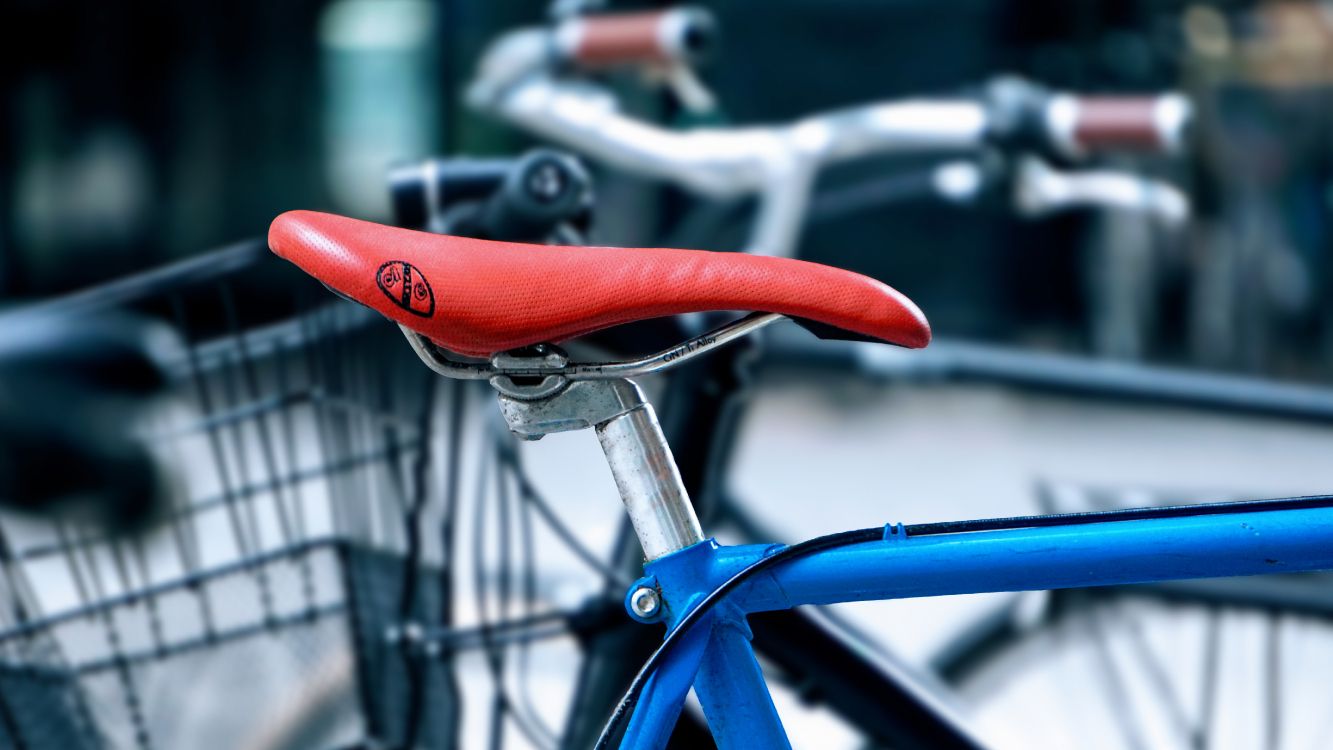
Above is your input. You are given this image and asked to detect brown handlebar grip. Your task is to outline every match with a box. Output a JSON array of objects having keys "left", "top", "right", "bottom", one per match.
[
  {"left": 1064, "top": 95, "right": 1191, "bottom": 154},
  {"left": 557, "top": 8, "right": 714, "bottom": 69}
]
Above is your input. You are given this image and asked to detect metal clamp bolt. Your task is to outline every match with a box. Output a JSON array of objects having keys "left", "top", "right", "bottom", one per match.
[{"left": 629, "top": 586, "right": 662, "bottom": 622}]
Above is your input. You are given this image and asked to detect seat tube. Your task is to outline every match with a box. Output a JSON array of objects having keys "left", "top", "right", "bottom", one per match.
[
  {"left": 492, "top": 373, "right": 783, "bottom": 746},
  {"left": 595, "top": 391, "right": 787, "bottom": 748},
  {"left": 595, "top": 391, "right": 704, "bottom": 559},
  {"left": 692, "top": 606, "right": 792, "bottom": 749}
]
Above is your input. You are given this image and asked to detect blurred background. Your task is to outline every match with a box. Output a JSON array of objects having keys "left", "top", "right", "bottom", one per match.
[
  {"left": 5, "top": 0, "right": 1333, "bottom": 372},
  {"left": 4, "top": 1, "right": 1333, "bottom": 749}
]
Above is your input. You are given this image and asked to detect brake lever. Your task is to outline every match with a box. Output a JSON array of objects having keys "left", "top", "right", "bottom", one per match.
[{"left": 1010, "top": 157, "right": 1190, "bottom": 226}]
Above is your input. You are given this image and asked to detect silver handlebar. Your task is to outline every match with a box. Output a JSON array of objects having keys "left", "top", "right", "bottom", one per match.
[
  {"left": 468, "top": 24, "right": 1191, "bottom": 256},
  {"left": 469, "top": 28, "right": 992, "bottom": 257}
]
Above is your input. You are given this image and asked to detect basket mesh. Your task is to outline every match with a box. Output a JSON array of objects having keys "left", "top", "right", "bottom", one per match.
[{"left": 0, "top": 245, "right": 470, "bottom": 749}]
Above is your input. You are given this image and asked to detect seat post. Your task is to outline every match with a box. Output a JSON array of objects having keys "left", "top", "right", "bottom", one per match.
[
  {"left": 594, "top": 392, "right": 704, "bottom": 559},
  {"left": 494, "top": 376, "right": 704, "bottom": 560}
]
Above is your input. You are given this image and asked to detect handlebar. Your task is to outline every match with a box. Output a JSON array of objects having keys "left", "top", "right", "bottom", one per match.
[
  {"left": 553, "top": 8, "right": 716, "bottom": 69},
  {"left": 468, "top": 22, "right": 1192, "bottom": 255},
  {"left": 1046, "top": 94, "right": 1192, "bottom": 157},
  {"left": 983, "top": 78, "right": 1191, "bottom": 160},
  {"left": 390, "top": 158, "right": 510, "bottom": 230},
  {"left": 809, "top": 156, "right": 1188, "bottom": 228}
]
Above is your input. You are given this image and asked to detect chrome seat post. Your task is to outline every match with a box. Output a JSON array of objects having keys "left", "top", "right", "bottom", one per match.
[{"left": 491, "top": 368, "right": 704, "bottom": 560}]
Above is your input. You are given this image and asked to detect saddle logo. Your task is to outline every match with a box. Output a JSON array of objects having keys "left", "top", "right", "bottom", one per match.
[{"left": 376, "top": 261, "right": 435, "bottom": 317}]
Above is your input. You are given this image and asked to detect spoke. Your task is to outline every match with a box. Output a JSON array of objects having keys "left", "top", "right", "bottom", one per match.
[
  {"left": 515, "top": 465, "right": 558, "bottom": 744},
  {"left": 394, "top": 368, "right": 438, "bottom": 750},
  {"left": 472, "top": 434, "right": 504, "bottom": 747},
  {"left": 474, "top": 424, "right": 558, "bottom": 750},
  {"left": 502, "top": 441, "right": 633, "bottom": 588},
  {"left": 1265, "top": 613, "right": 1282, "bottom": 750},
  {"left": 1084, "top": 600, "right": 1149, "bottom": 750},
  {"left": 412, "top": 378, "right": 466, "bottom": 750},
  {"left": 1117, "top": 603, "right": 1196, "bottom": 747},
  {"left": 1197, "top": 608, "right": 1221, "bottom": 750}
]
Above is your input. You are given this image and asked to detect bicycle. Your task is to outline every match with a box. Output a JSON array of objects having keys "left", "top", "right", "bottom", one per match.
[
  {"left": 386, "top": 137, "right": 1333, "bottom": 750},
  {"left": 268, "top": 207, "right": 1333, "bottom": 749},
  {"left": 459, "top": 14, "right": 1255, "bottom": 743}
]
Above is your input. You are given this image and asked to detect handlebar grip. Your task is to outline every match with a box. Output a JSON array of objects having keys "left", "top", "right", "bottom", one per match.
[
  {"left": 1048, "top": 94, "right": 1192, "bottom": 156},
  {"left": 554, "top": 7, "right": 715, "bottom": 68}
]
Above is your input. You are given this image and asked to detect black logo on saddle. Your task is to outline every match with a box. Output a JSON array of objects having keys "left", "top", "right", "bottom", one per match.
[{"left": 376, "top": 261, "right": 435, "bottom": 317}]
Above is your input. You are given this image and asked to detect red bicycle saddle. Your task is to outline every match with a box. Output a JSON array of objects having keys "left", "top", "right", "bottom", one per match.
[{"left": 269, "top": 210, "right": 930, "bottom": 358}]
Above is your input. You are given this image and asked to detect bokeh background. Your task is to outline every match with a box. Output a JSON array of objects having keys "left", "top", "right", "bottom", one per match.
[
  {"left": 7, "top": 0, "right": 1333, "bottom": 369},
  {"left": 9, "top": 0, "right": 1331, "bottom": 374},
  {"left": 5, "top": 1, "right": 1333, "bottom": 749}
]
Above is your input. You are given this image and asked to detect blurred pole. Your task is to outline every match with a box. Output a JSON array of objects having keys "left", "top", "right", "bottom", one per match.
[{"left": 320, "top": 0, "right": 441, "bottom": 218}]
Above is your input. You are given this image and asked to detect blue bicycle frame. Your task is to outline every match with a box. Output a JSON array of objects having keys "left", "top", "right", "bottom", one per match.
[{"left": 616, "top": 498, "right": 1333, "bottom": 749}]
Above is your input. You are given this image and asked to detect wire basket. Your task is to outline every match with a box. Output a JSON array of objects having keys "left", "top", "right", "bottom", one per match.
[{"left": 0, "top": 241, "right": 471, "bottom": 750}]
